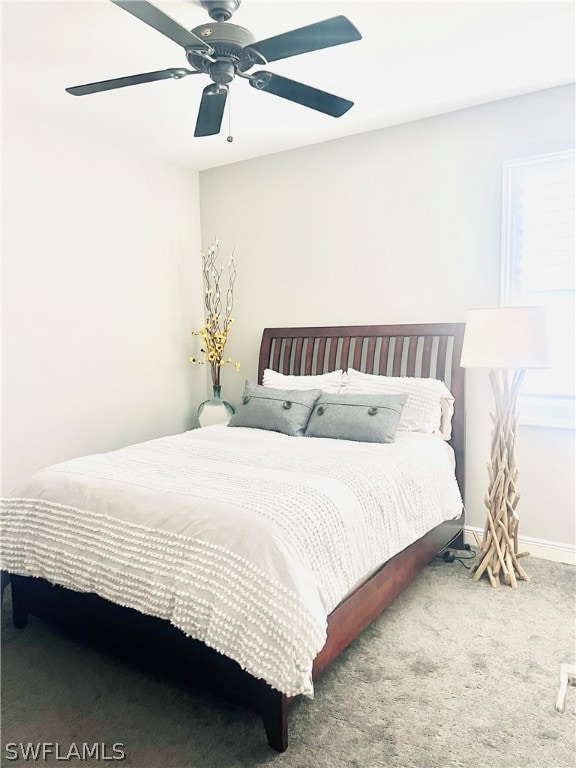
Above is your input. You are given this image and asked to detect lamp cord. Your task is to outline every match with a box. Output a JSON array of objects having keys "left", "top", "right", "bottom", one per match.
[{"left": 439, "top": 546, "right": 476, "bottom": 569}]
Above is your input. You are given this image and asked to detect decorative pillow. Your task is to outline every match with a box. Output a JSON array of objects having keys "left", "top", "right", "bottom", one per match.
[
  {"left": 305, "top": 393, "right": 407, "bottom": 444},
  {"left": 228, "top": 382, "right": 321, "bottom": 436},
  {"left": 263, "top": 369, "right": 344, "bottom": 394},
  {"left": 345, "top": 369, "right": 455, "bottom": 439}
]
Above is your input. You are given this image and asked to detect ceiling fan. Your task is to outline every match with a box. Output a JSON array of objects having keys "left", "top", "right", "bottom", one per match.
[{"left": 65, "top": 0, "right": 362, "bottom": 138}]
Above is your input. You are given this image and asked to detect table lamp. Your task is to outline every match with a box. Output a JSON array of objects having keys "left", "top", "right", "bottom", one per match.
[{"left": 460, "top": 306, "right": 550, "bottom": 588}]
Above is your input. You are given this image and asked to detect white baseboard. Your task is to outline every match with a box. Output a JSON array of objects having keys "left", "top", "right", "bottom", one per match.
[{"left": 464, "top": 527, "right": 576, "bottom": 566}]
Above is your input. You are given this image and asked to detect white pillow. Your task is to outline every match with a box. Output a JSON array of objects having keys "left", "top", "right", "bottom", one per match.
[
  {"left": 345, "top": 368, "right": 455, "bottom": 439},
  {"left": 263, "top": 369, "right": 344, "bottom": 394}
]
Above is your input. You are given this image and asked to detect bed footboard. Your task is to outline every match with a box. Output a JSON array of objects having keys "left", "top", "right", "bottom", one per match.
[
  {"left": 8, "top": 513, "right": 462, "bottom": 752},
  {"left": 9, "top": 574, "right": 290, "bottom": 751}
]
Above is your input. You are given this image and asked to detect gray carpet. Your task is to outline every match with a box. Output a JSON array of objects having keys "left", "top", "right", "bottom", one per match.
[{"left": 2, "top": 555, "right": 575, "bottom": 768}]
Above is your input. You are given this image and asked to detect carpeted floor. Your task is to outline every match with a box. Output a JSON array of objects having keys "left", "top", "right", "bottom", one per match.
[{"left": 1, "top": 555, "right": 575, "bottom": 768}]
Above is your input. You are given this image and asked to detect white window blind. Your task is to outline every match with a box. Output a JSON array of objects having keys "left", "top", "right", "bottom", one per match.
[{"left": 501, "top": 150, "right": 575, "bottom": 429}]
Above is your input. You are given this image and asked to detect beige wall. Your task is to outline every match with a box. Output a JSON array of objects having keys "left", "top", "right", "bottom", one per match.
[
  {"left": 2, "top": 121, "right": 204, "bottom": 492},
  {"left": 199, "top": 85, "right": 575, "bottom": 550},
  {"left": 2, "top": 79, "right": 573, "bottom": 553}
]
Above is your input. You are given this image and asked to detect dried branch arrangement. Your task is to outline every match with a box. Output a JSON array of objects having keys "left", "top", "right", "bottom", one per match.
[
  {"left": 190, "top": 240, "right": 240, "bottom": 389},
  {"left": 471, "top": 369, "right": 530, "bottom": 588}
]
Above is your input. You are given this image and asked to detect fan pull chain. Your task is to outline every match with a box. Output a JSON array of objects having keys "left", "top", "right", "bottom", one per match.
[{"left": 227, "top": 88, "right": 233, "bottom": 143}]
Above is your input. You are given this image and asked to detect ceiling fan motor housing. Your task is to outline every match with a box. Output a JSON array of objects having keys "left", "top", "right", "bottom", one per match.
[{"left": 187, "top": 22, "right": 259, "bottom": 79}]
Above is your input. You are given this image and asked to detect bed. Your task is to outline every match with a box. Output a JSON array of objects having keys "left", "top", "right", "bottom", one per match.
[{"left": 2, "top": 322, "right": 465, "bottom": 752}]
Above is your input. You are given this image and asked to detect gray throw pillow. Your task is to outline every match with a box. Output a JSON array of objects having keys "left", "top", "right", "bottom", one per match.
[
  {"left": 228, "top": 382, "right": 322, "bottom": 436},
  {"left": 304, "top": 393, "right": 408, "bottom": 443}
]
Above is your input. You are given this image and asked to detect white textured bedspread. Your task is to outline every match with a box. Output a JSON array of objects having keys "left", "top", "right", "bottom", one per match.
[{"left": 1, "top": 426, "right": 462, "bottom": 696}]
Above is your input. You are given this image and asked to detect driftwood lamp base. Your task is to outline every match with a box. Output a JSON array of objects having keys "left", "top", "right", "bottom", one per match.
[{"left": 471, "top": 368, "right": 530, "bottom": 588}]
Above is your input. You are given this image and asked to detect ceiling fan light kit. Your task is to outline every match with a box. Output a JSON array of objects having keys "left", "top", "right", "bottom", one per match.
[{"left": 65, "top": 0, "right": 362, "bottom": 138}]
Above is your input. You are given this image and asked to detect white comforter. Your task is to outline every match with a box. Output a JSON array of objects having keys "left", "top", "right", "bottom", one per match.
[{"left": 1, "top": 425, "right": 462, "bottom": 697}]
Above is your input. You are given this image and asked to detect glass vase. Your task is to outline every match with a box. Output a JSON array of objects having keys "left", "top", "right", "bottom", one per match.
[{"left": 197, "top": 384, "right": 235, "bottom": 427}]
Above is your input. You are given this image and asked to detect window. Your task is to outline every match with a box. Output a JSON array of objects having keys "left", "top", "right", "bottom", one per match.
[{"left": 501, "top": 149, "right": 575, "bottom": 429}]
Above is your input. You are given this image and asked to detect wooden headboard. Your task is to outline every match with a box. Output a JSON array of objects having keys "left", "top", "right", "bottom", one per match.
[{"left": 258, "top": 323, "right": 466, "bottom": 499}]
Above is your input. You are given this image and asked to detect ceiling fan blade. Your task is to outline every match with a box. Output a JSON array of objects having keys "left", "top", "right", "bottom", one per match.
[
  {"left": 249, "top": 72, "right": 353, "bottom": 117},
  {"left": 110, "top": 1, "right": 211, "bottom": 51},
  {"left": 194, "top": 85, "right": 228, "bottom": 137},
  {"left": 66, "top": 68, "right": 199, "bottom": 96},
  {"left": 246, "top": 16, "right": 361, "bottom": 64}
]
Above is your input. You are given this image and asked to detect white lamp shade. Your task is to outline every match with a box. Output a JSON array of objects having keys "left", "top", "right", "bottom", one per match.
[{"left": 460, "top": 306, "right": 551, "bottom": 369}]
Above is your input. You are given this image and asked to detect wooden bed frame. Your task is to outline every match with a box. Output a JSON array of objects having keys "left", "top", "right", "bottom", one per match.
[{"left": 9, "top": 322, "right": 466, "bottom": 752}]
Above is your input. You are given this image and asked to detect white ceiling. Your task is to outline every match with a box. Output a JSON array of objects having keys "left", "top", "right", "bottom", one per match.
[{"left": 3, "top": 0, "right": 575, "bottom": 171}]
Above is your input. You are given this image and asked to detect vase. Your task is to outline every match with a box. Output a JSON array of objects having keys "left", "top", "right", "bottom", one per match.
[{"left": 197, "top": 384, "right": 235, "bottom": 427}]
